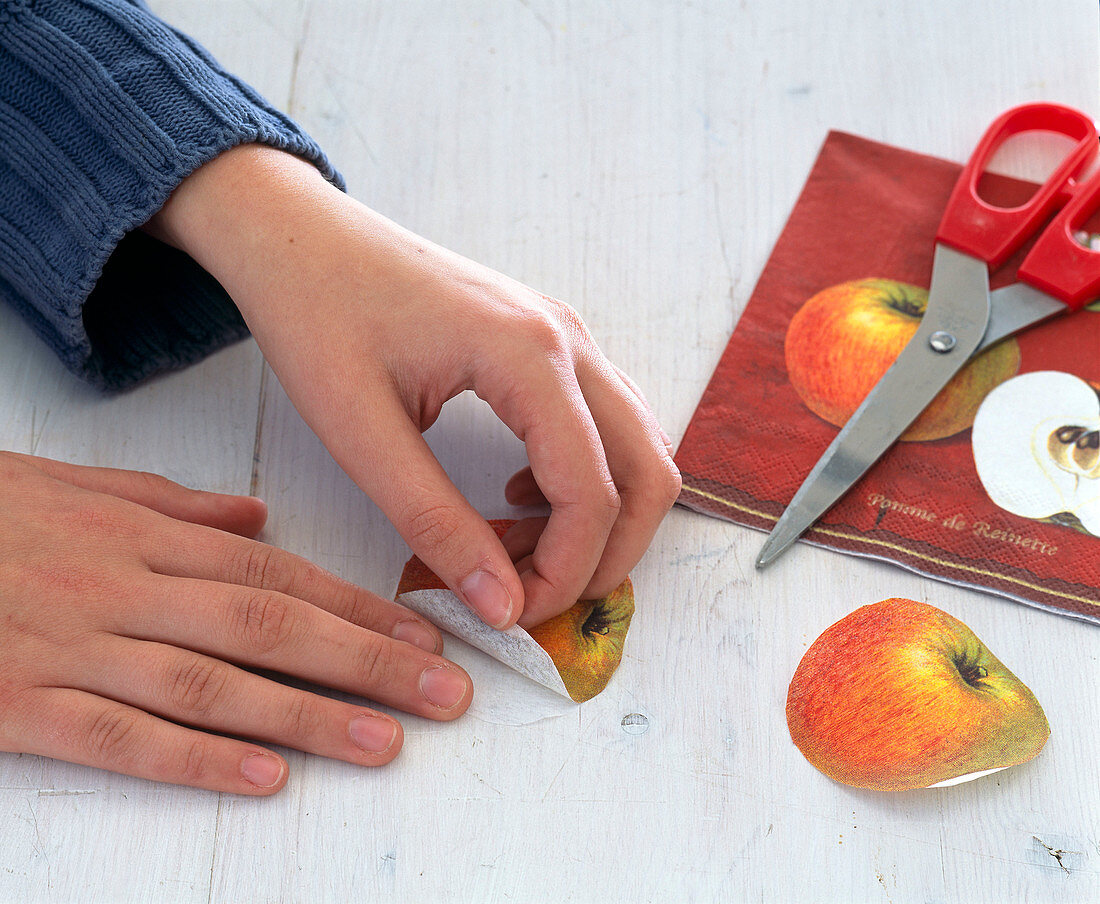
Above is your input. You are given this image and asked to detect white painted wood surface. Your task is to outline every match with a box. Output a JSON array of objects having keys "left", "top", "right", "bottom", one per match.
[{"left": 1, "top": 1, "right": 1097, "bottom": 900}]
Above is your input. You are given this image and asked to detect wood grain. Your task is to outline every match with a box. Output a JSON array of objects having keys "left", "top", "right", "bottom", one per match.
[{"left": 0, "top": 1, "right": 1096, "bottom": 901}]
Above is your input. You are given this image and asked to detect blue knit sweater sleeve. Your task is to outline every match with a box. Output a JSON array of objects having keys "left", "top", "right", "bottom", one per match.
[{"left": 0, "top": 0, "right": 345, "bottom": 390}]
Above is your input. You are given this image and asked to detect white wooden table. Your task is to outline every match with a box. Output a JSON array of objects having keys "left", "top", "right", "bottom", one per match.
[{"left": 2, "top": 2, "right": 1097, "bottom": 901}]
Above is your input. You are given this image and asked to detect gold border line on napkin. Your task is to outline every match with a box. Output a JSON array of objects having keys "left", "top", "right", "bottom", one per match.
[{"left": 679, "top": 483, "right": 1100, "bottom": 612}]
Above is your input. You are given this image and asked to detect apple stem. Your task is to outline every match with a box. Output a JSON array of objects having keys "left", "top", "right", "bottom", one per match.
[{"left": 956, "top": 660, "right": 989, "bottom": 687}]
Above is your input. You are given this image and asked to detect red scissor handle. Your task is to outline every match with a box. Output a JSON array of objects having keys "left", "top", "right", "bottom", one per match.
[
  {"left": 936, "top": 103, "right": 1097, "bottom": 276},
  {"left": 1017, "top": 161, "right": 1100, "bottom": 311}
]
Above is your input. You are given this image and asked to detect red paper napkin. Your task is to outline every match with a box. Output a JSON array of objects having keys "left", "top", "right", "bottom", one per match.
[{"left": 675, "top": 131, "right": 1100, "bottom": 624}]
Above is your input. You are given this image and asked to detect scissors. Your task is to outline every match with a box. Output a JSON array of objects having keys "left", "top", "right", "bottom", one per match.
[{"left": 756, "top": 102, "right": 1100, "bottom": 568}]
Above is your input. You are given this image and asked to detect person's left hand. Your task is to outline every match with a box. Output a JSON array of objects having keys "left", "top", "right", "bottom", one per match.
[{"left": 0, "top": 451, "right": 471, "bottom": 793}]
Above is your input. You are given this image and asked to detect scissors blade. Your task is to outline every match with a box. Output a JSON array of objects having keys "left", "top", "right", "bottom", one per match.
[
  {"left": 756, "top": 245, "right": 992, "bottom": 568},
  {"left": 975, "top": 283, "right": 1066, "bottom": 353}
]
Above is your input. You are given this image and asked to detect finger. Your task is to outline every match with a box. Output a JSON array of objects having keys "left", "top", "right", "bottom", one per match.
[
  {"left": 610, "top": 363, "right": 675, "bottom": 451},
  {"left": 566, "top": 358, "right": 681, "bottom": 602},
  {"left": 479, "top": 356, "right": 620, "bottom": 626},
  {"left": 141, "top": 522, "right": 443, "bottom": 654},
  {"left": 86, "top": 638, "right": 403, "bottom": 766},
  {"left": 120, "top": 574, "right": 473, "bottom": 720},
  {"left": 504, "top": 466, "right": 547, "bottom": 507},
  {"left": 4, "top": 686, "right": 289, "bottom": 795},
  {"left": 333, "top": 392, "right": 523, "bottom": 630},
  {"left": 499, "top": 516, "right": 547, "bottom": 562},
  {"left": 5, "top": 452, "right": 267, "bottom": 537}
]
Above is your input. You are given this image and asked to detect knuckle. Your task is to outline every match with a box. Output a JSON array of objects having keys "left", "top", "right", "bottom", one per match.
[
  {"left": 665, "top": 460, "right": 683, "bottom": 503},
  {"left": 87, "top": 706, "right": 140, "bottom": 763},
  {"left": 356, "top": 635, "right": 397, "bottom": 689},
  {"left": 234, "top": 591, "right": 293, "bottom": 655},
  {"left": 167, "top": 657, "right": 228, "bottom": 717},
  {"left": 179, "top": 737, "right": 215, "bottom": 785},
  {"left": 287, "top": 558, "right": 338, "bottom": 606},
  {"left": 544, "top": 295, "right": 589, "bottom": 339},
  {"left": 514, "top": 307, "right": 567, "bottom": 353},
  {"left": 237, "top": 543, "right": 284, "bottom": 591},
  {"left": 0, "top": 684, "right": 33, "bottom": 745},
  {"left": 402, "top": 502, "right": 464, "bottom": 556},
  {"left": 281, "top": 695, "right": 322, "bottom": 741},
  {"left": 595, "top": 480, "right": 623, "bottom": 519},
  {"left": 654, "top": 456, "right": 683, "bottom": 507},
  {"left": 135, "top": 470, "right": 178, "bottom": 497},
  {"left": 322, "top": 579, "right": 371, "bottom": 627},
  {"left": 615, "top": 455, "right": 682, "bottom": 512}
]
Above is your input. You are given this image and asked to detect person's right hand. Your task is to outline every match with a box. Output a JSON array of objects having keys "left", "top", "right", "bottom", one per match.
[
  {"left": 0, "top": 451, "right": 472, "bottom": 794},
  {"left": 145, "top": 144, "right": 682, "bottom": 633}
]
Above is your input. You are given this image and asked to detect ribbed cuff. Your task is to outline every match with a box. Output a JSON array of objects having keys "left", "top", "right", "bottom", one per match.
[{"left": 0, "top": 0, "right": 346, "bottom": 390}]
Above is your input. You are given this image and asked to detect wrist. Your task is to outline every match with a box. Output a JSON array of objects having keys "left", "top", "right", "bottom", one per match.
[
  {"left": 144, "top": 144, "right": 440, "bottom": 320},
  {"left": 143, "top": 144, "right": 347, "bottom": 313},
  {"left": 146, "top": 144, "right": 325, "bottom": 246}
]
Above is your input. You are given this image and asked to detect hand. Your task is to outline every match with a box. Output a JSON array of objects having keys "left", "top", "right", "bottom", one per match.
[
  {"left": 0, "top": 452, "right": 471, "bottom": 794},
  {"left": 147, "top": 145, "right": 681, "bottom": 629}
]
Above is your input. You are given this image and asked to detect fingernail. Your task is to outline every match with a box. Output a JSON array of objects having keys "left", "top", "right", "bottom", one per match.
[
  {"left": 348, "top": 715, "right": 398, "bottom": 754},
  {"left": 460, "top": 569, "right": 513, "bottom": 629},
  {"left": 241, "top": 753, "right": 284, "bottom": 788},
  {"left": 392, "top": 618, "right": 440, "bottom": 653},
  {"left": 419, "top": 666, "right": 469, "bottom": 710}
]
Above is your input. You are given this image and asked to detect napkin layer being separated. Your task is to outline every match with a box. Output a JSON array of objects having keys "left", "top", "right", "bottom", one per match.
[
  {"left": 675, "top": 131, "right": 1100, "bottom": 624},
  {"left": 395, "top": 520, "right": 636, "bottom": 701}
]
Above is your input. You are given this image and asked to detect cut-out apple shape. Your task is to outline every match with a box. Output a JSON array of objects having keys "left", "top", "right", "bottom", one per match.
[
  {"left": 972, "top": 371, "right": 1100, "bottom": 536},
  {"left": 394, "top": 520, "right": 635, "bottom": 703},
  {"left": 786, "top": 599, "right": 1050, "bottom": 792}
]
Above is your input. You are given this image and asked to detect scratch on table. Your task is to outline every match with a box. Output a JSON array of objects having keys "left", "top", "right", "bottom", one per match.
[
  {"left": 377, "top": 850, "right": 397, "bottom": 877},
  {"left": 470, "top": 771, "right": 505, "bottom": 798},
  {"left": 35, "top": 789, "right": 95, "bottom": 797},
  {"left": 285, "top": 0, "right": 313, "bottom": 117},
  {"left": 712, "top": 180, "right": 737, "bottom": 300},
  {"left": 539, "top": 710, "right": 601, "bottom": 801},
  {"left": 875, "top": 870, "right": 893, "bottom": 903},
  {"left": 29, "top": 405, "right": 49, "bottom": 455},
  {"left": 249, "top": 365, "right": 272, "bottom": 498},
  {"left": 669, "top": 547, "right": 727, "bottom": 568},
  {"left": 1032, "top": 835, "right": 1081, "bottom": 875},
  {"left": 24, "top": 798, "right": 50, "bottom": 887},
  {"left": 205, "top": 793, "right": 225, "bottom": 904},
  {"left": 515, "top": 0, "right": 554, "bottom": 38}
]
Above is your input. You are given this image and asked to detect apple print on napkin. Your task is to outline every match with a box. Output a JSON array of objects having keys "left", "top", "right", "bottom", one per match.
[
  {"left": 675, "top": 131, "right": 1100, "bottom": 623},
  {"left": 786, "top": 599, "right": 1049, "bottom": 791},
  {"left": 785, "top": 278, "right": 1020, "bottom": 441},
  {"left": 395, "top": 520, "right": 635, "bottom": 702}
]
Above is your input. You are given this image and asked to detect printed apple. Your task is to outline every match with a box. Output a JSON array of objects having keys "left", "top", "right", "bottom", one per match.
[
  {"left": 972, "top": 371, "right": 1100, "bottom": 536},
  {"left": 784, "top": 279, "right": 1020, "bottom": 441},
  {"left": 395, "top": 519, "right": 635, "bottom": 703},
  {"left": 525, "top": 578, "right": 635, "bottom": 703},
  {"left": 786, "top": 599, "right": 1049, "bottom": 792}
]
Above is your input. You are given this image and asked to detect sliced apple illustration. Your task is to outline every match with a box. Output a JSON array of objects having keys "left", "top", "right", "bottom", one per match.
[
  {"left": 786, "top": 599, "right": 1050, "bottom": 792},
  {"left": 395, "top": 520, "right": 635, "bottom": 703},
  {"left": 972, "top": 371, "right": 1100, "bottom": 536}
]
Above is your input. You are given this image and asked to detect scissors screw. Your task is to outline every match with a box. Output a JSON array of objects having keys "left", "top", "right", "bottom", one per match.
[{"left": 929, "top": 330, "right": 957, "bottom": 353}]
